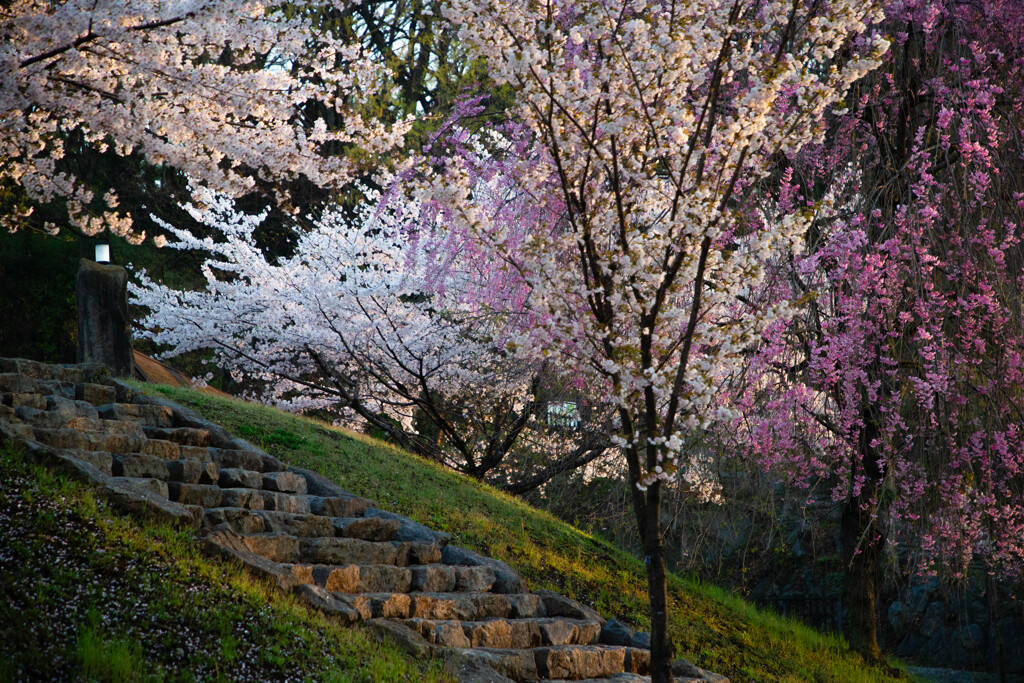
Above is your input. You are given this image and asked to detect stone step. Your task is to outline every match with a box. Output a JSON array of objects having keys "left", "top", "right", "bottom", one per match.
[
  {"left": 208, "top": 447, "right": 286, "bottom": 473},
  {"left": 237, "top": 531, "right": 300, "bottom": 563},
  {"left": 288, "top": 563, "right": 414, "bottom": 593},
  {"left": 66, "top": 449, "right": 115, "bottom": 476},
  {"left": 11, "top": 410, "right": 146, "bottom": 437},
  {"left": 203, "top": 508, "right": 336, "bottom": 537},
  {"left": 0, "top": 359, "right": 106, "bottom": 384},
  {"left": 141, "top": 425, "right": 212, "bottom": 447},
  {"left": 139, "top": 439, "right": 210, "bottom": 461},
  {"left": 32, "top": 427, "right": 143, "bottom": 453},
  {"left": 108, "top": 476, "right": 170, "bottom": 500},
  {"left": 299, "top": 537, "right": 443, "bottom": 566},
  {"left": 404, "top": 616, "right": 602, "bottom": 649},
  {"left": 452, "top": 644, "right": 647, "bottom": 681},
  {"left": 261, "top": 470, "right": 307, "bottom": 494},
  {"left": 166, "top": 459, "right": 220, "bottom": 485},
  {"left": 0, "top": 373, "right": 76, "bottom": 398},
  {"left": 97, "top": 402, "right": 174, "bottom": 427},
  {"left": 231, "top": 530, "right": 440, "bottom": 566},
  {"left": 218, "top": 467, "right": 263, "bottom": 489},
  {"left": 45, "top": 395, "right": 100, "bottom": 420},
  {"left": 341, "top": 591, "right": 546, "bottom": 621},
  {"left": 175, "top": 485, "right": 323, "bottom": 517},
  {"left": 177, "top": 481, "right": 362, "bottom": 518},
  {"left": 281, "top": 561, "right": 496, "bottom": 594},
  {"left": 114, "top": 452, "right": 171, "bottom": 480},
  {"left": 332, "top": 517, "right": 401, "bottom": 541},
  {"left": 1, "top": 392, "right": 47, "bottom": 410},
  {"left": 0, "top": 373, "right": 43, "bottom": 394},
  {"left": 204, "top": 507, "right": 268, "bottom": 534},
  {"left": 168, "top": 482, "right": 224, "bottom": 508},
  {"left": 74, "top": 382, "right": 117, "bottom": 406}
]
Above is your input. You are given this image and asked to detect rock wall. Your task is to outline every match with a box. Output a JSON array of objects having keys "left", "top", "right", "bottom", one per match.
[{"left": 888, "top": 578, "right": 1024, "bottom": 674}]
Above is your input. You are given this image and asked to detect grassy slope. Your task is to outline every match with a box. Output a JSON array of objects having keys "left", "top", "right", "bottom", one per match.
[
  {"left": 0, "top": 443, "right": 448, "bottom": 683},
  {"left": 139, "top": 382, "right": 915, "bottom": 683}
]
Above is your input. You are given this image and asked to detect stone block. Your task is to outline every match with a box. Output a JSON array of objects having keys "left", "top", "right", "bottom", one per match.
[
  {"left": 209, "top": 447, "right": 266, "bottom": 472},
  {"left": 310, "top": 495, "right": 372, "bottom": 518},
  {"left": 507, "top": 593, "right": 547, "bottom": 619},
  {"left": 166, "top": 460, "right": 218, "bottom": 485},
  {"left": 168, "top": 482, "right": 222, "bottom": 507},
  {"left": 220, "top": 488, "right": 265, "bottom": 510},
  {"left": 623, "top": 647, "right": 650, "bottom": 675},
  {"left": 261, "top": 471, "right": 307, "bottom": 494},
  {"left": 299, "top": 537, "right": 400, "bottom": 565},
  {"left": 111, "top": 476, "right": 169, "bottom": 499},
  {"left": 97, "top": 403, "right": 173, "bottom": 427},
  {"left": 218, "top": 467, "right": 263, "bottom": 489},
  {"left": 204, "top": 507, "right": 266, "bottom": 534},
  {"left": 116, "top": 453, "right": 170, "bottom": 480},
  {"left": 539, "top": 619, "right": 579, "bottom": 646},
  {"left": 600, "top": 618, "right": 649, "bottom": 649},
  {"left": 69, "top": 450, "right": 114, "bottom": 477},
  {"left": 411, "top": 565, "right": 457, "bottom": 592},
  {"left": 0, "top": 373, "right": 36, "bottom": 393},
  {"left": 262, "top": 491, "right": 310, "bottom": 514},
  {"left": 295, "top": 585, "right": 368, "bottom": 624},
  {"left": 449, "top": 648, "right": 537, "bottom": 682},
  {"left": 140, "top": 439, "right": 180, "bottom": 460},
  {"left": 99, "top": 477, "right": 198, "bottom": 530},
  {"left": 442, "top": 545, "right": 527, "bottom": 594},
  {"left": 142, "top": 426, "right": 212, "bottom": 447},
  {"left": 45, "top": 395, "right": 99, "bottom": 420},
  {"left": 75, "top": 383, "right": 118, "bottom": 406},
  {"left": 33, "top": 428, "right": 90, "bottom": 450},
  {"left": 455, "top": 565, "right": 496, "bottom": 593},
  {"left": 334, "top": 517, "right": 401, "bottom": 542},
  {"left": 322, "top": 565, "right": 413, "bottom": 594},
  {"left": 466, "top": 619, "right": 542, "bottom": 649},
  {"left": 241, "top": 532, "right": 299, "bottom": 563},
  {"left": 200, "top": 525, "right": 302, "bottom": 592},
  {"left": 2, "top": 392, "right": 48, "bottom": 410},
  {"left": 256, "top": 510, "right": 334, "bottom": 537},
  {"left": 535, "top": 590, "right": 605, "bottom": 624},
  {"left": 533, "top": 645, "right": 625, "bottom": 680},
  {"left": 364, "top": 508, "right": 449, "bottom": 545}
]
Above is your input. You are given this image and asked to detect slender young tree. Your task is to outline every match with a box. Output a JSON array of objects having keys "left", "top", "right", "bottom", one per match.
[{"left": 430, "top": 0, "right": 889, "bottom": 677}]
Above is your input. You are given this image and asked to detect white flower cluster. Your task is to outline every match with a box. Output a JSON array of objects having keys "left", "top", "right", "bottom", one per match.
[
  {"left": 130, "top": 185, "right": 531, "bottom": 430},
  {"left": 1, "top": 0, "right": 410, "bottom": 238}
]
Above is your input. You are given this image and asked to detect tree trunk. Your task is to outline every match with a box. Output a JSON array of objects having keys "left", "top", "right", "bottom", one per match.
[
  {"left": 841, "top": 493, "right": 883, "bottom": 664},
  {"left": 639, "top": 480, "right": 674, "bottom": 682}
]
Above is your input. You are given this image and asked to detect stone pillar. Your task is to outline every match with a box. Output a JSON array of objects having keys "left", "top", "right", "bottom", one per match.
[{"left": 76, "top": 259, "right": 133, "bottom": 376}]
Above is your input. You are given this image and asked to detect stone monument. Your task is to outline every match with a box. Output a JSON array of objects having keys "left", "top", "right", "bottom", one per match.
[{"left": 76, "top": 258, "right": 133, "bottom": 376}]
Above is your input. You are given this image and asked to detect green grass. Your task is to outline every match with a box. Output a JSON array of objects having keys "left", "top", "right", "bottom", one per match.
[
  {"left": 0, "top": 440, "right": 449, "bottom": 683},
  {"left": 137, "top": 382, "right": 918, "bottom": 683}
]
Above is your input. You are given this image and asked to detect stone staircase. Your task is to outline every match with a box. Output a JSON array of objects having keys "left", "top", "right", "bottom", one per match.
[{"left": 0, "top": 358, "right": 727, "bottom": 683}]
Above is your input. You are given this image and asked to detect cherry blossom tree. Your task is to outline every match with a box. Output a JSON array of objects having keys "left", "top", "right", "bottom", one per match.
[
  {"left": 1, "top": 0, "right": 409, "bottom": 240},
  {"left": 131, "top": 182, "right": 615, "bottom": 491},
  {"left": 736, "top": 0, "right": 1024, "bottom": 662},
  {"left": 427, "top": 0, "right": 889, "bottom": 677}
]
